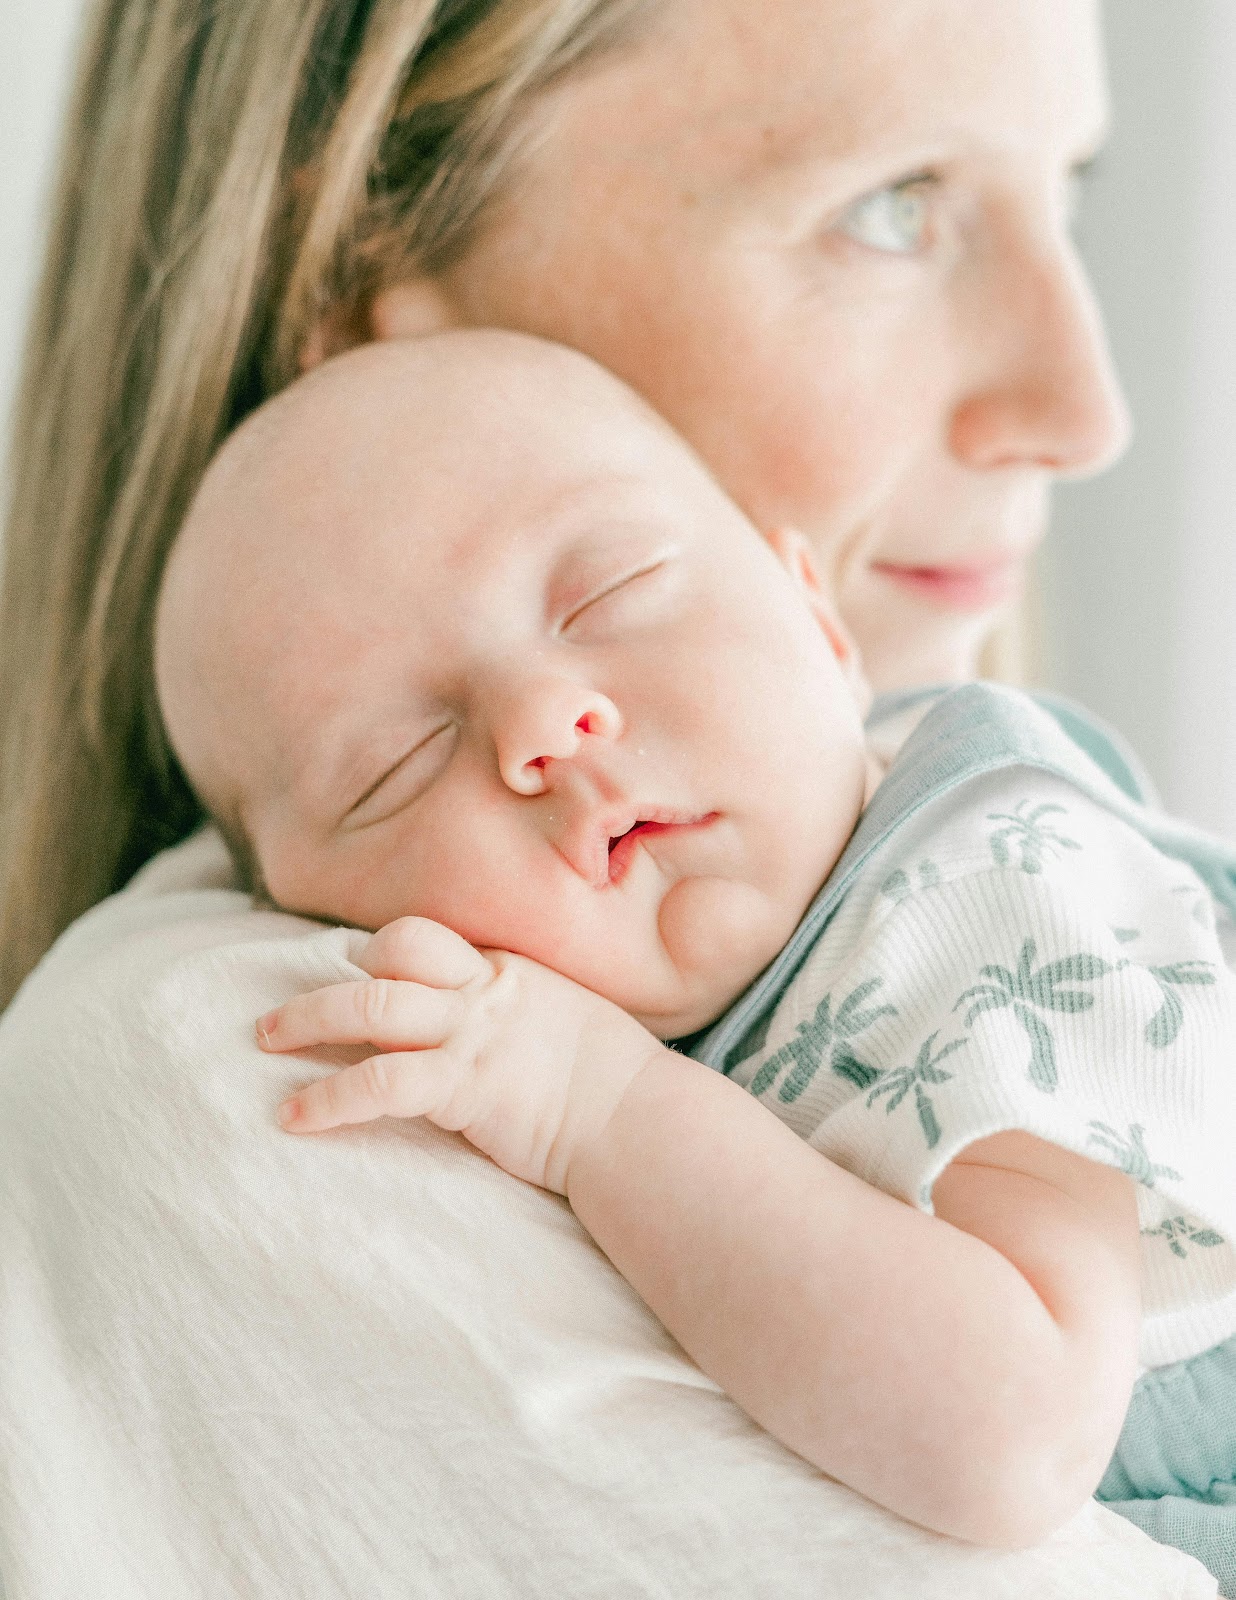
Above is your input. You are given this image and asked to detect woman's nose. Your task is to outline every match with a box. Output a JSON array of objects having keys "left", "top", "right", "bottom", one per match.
[
  {"left": 949, "top": 236, "right": 1132, "bottom": 478},
  {"left": 491, "top": 675, "right": 623, "bottom": 795}
]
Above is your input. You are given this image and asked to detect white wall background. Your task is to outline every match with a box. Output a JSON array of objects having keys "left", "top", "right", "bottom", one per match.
[
  {"left": 1, "top": 0, "right": 82, "bottom": 480},
  {"left": 3, "top": 1, "right": 1235, "bottom": 827},
  {"left": 1042, "top": 1, "right": 1236, "bottom": 833}
]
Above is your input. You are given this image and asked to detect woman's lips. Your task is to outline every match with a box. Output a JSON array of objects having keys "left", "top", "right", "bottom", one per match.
[
  {"left": 606, "top": 813, "right": 718, "bottom": 887},
  {"left": 870, "top": 556, "right": 1025, "bottom": 613}
]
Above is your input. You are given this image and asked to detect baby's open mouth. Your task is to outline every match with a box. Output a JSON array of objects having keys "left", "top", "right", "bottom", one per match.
[
  {"left": 607, "top": 819, "right": 661, "bottom": 884},
  {"left": 608, "top": 820, "right": 651, "bottom": 855},
  {"left": 604, "top": 813, "right": 718, "bottom": 886}
]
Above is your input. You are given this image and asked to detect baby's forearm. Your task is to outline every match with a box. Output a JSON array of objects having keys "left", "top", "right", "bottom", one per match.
[{"left": 567, "top": 1049, "right": 1140, "bottom": 1548}]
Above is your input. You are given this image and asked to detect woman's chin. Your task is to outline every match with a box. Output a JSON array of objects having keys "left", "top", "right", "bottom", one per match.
[{"left": 860, "top": 610, "right": 1004, "bottom": 695}]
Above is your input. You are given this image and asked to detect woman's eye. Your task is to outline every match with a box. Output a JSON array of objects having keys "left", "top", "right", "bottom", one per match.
[{"left": 836, "top": 178, "right": 934, "bottom": 255}]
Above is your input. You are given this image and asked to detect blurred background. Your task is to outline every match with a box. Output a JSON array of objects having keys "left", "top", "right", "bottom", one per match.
[
  {"left": 3, "top": 1, "right": 1234, "bottom": 829},
  {"left": 1044, "top": 1, "right": 1236, "bottom": 836}
]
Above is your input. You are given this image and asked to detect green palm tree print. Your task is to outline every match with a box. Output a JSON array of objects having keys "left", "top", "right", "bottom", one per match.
[
  {"left": 986, "top": 801, "right": 1081, "bottom": 874},
  {"left": 1086, "top": 1122, "right": 1182, "bottom": 1186},
  {"left": 1143, "top": 961, "right": 1216, "bottom": 1048},
  {"left": 749, "top": 979, "right": 897, "bottom": 1102},
  {"left": 954, "top": 937, "right": 1113, "bottom": 1092},
  {"left": 881, "top": 861, "right": 941, "bottom": 904},
  {"left": 1141, "top": 1216, "right": 1225, "bottom": 1259},
  {"left": 865, "top": 1032, "right": 969, "bottom": 1150}
]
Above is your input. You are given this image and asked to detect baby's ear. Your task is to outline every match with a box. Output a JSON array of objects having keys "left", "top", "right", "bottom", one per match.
[{"left": 764, "top": 527, "right": 872, "bottom": 713}]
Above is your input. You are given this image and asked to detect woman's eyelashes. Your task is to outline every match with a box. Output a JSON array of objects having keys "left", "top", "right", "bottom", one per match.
[
  {"left": 342, "top": 723, "right": 458, "bottom": 830},
  {"left": 834, "top": 174, "right": 938, "bottom": 256}
]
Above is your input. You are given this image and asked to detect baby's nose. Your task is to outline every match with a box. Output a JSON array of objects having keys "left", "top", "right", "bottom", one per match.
[{"left": 494, "top": 677, "right": 623, "bottom": 796}]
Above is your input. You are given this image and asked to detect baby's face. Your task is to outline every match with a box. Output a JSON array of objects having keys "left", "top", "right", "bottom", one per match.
[{"left": 158, "top": 336, "right": 871, "bottom": 1036}]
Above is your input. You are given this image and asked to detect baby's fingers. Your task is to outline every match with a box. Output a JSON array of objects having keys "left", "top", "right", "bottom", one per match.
[
  {"left": 278, "top": 1050, "right": 451, "bottom": 1133},
  {"left": 257, "top": 978, "right": 460, "bottom": 1054},
  {"left": 361, "top": 917, "right": 491, "bottom": 988}
]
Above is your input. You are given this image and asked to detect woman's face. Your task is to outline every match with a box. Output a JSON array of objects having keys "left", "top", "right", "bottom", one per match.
[{"left": 373, "top": 0, "right": 1131, "bottom": 691}]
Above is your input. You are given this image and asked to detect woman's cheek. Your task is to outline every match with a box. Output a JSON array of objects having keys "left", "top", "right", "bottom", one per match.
[{"left": 726, "top": 364, "right": 913, "bottom": 557}]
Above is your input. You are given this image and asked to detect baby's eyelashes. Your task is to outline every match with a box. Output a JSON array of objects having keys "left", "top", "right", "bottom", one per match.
[
  {"left": 556, "top": 555, "right": 675, "bottom": 636},
  {"left": 340, "top": 723, "right": 458, "bottom": 830}
]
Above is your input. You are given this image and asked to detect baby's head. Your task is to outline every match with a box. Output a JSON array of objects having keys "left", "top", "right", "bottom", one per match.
[{"left": 156, "top": 332, "right": 872, "bottom": 1037}]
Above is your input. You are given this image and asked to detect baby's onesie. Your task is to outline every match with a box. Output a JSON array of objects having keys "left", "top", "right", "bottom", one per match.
[{"left": 687, "top": 682, "right": 1236, "bottom": 1592}]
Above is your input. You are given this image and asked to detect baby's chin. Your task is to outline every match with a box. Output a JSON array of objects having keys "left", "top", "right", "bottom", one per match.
[{"left": 624, "top": 876, "right": 806, "bottom": 1041}]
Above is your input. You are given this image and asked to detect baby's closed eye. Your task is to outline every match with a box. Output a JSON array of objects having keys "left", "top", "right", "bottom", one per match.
[
  {"left": 556, "top": 552, "right": 680, "bottom": 639},
  {"left": 342, "top": 722, "right": 459, "bottom": 830}
]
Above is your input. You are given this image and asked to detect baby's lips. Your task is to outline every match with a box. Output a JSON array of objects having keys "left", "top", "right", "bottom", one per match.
[
  {"left": 555, "top": 802, "right": 719, "bottom": 887},
  {"left": 554, "top": 818, "right": 613, "bottom": 887},
  {"left": 606, "top": 810, "right": 721, "bottom": 887},
  {"left": 556, "top": 804, "right": 640, "bottom": 887}
]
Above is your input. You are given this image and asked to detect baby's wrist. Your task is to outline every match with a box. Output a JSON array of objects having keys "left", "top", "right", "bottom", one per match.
[{"left": 553, "top": 1029, "right": 675, "bottom": 1199}]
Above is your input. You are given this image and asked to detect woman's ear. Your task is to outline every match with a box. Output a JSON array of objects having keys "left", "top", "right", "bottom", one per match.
[
  {"left": 764, "top": 526, "right": 873, "bottom": 713},
  {"left": 299, "top": 299, "right": 372, "bottom": 372},
  {"left": 299, "top": 278, "right": 461, "bottom": 373},
  {"left": 369, "top": 277, "right": 461, "bottom": 343}
]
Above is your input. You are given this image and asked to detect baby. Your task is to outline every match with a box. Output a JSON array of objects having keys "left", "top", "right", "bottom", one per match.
[{"left": 156, "top": 332, "right": 1236, "bottom": 1581}]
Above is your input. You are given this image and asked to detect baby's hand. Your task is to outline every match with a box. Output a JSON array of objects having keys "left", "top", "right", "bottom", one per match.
[{"left": 257, "top": 917, "right": 667, "bottom": 1194}]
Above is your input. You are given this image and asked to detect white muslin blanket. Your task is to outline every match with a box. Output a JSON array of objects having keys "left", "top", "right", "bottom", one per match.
[{"left": 0, "top": 829, "right": 1218, "bottom": 1599}]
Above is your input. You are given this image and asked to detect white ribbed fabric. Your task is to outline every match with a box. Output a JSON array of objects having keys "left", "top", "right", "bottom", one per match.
[
  {"left": 0, "top": 828, "right": 1218, "bottom": 1598},
  {"left": 731, "top": 768, "right": 1236, "bottom": 1371}
]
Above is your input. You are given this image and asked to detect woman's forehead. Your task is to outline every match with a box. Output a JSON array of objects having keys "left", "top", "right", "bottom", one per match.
[{"left": 543, "top": 0, "right": 1107, "bottom": 181}]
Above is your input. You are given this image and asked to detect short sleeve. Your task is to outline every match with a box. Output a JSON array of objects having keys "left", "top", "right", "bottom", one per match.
[{"left": 732, "top": 773, "right": 1236, "bottom": 1368}]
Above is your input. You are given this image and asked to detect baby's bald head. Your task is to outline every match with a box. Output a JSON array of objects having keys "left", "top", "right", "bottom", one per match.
[
  {"left": 153, "top": 328, "right": 871, "bottom": 1030},
  {"left": 154, "top": 330, "right": 705, "bottom": 868}
]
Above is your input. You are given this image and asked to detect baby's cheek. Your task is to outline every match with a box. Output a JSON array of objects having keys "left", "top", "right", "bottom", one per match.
[
  {"left": 409, "top": 878, "right": 535, "bottom": 956},
  {"left": 656, "top": 877, "right": 792, "bottom": 1029}
]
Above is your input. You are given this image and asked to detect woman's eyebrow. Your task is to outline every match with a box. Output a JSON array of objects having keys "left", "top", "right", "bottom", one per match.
[{"left": 736, "top": 128, "right": 960, "bottom": 205}]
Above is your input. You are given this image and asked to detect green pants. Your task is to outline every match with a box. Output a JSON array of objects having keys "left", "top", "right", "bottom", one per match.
[{"left": 1098, "top": 1332, "right": 1236, "bottom": 1596}]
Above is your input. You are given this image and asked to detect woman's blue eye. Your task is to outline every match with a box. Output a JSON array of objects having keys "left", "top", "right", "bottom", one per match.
[{"left": 836, "top": 180, "right": 932, "bottom": 255}]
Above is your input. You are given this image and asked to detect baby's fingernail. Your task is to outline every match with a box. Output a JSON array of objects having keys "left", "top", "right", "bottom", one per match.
[
  {"left": 277, "top": 1098, "right": 302, "bottom": 1128},
  {"left": 256, "top": 1012, "right": 278, "bottom": 1047}
]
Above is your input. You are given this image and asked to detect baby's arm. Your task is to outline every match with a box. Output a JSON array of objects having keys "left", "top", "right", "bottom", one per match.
[
  {"left": 261, "top": 918, "right": 1141, "bottom": 1549},
  {"left": 575, "top": 1079, "right": 1140, "bottom": 1548}
]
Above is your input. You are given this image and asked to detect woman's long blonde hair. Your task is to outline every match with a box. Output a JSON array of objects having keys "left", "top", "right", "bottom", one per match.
[{"left": 0, "top": 0, "right": 650, "bottom": 1008}]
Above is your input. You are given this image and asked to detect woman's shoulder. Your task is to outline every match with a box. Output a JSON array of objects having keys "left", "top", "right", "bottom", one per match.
[{"left": 7, "top": 827, "right": 337, "bottom": 1013}]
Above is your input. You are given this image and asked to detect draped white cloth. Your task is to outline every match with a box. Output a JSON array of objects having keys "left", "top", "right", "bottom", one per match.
[{"left": 0, "top": 830, "right": 1217, "bottom": 1598}]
